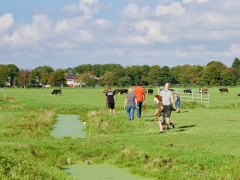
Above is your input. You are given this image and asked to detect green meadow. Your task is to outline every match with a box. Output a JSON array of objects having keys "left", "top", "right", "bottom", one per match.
[{"left": 0, "top": 87, "right": 240, "bottom": 179}]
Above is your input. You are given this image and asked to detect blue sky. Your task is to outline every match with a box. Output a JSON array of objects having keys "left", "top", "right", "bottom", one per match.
[{"left": 0, "top": 0, "right": 239, "bottom": 70}]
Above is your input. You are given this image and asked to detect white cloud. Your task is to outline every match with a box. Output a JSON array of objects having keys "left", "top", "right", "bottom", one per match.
[
  {"left": 230, "top": 44, "right": 240, "bottom": 54},
  {"left": 78, "top": 30, "right": 94, "bottom": 42},
  {"left": 62, "top": 3, "right": 83, "bottom": 16},
  {"left": 95, "top": 19, "right": 110, "bottom": 25},
  {"left": 1, "top": 0, "right": 240, "bottom": 69},
  {"left": 62, "top": 0, "right": 99, "bottom": 19},
  {"left": 199, "top": 12, "right": 240, "bottom": 29},
  {"left": 155, "top": 3, "right": 186, "bottom": 16},
  {"left": 2, "top": 14, "right": 52, "bottom": 48},
  {"left": 120, "top": 21, "right": 169, "bottom": 45},
  {"left": 198, "top": 0, "right": 209, "bottom": 3},
  {"left": 182, "top": 0, "right": 208, "bottom": 3},
  {"left": 79, "top": 0, "right": 99, "bottom": 17},
  {"left": 55, "top": 20, "right": 69, "bottom": 33},
  {"left": 121, "top": 4, "right": 156, "bottom": 19},
  {"left": 0, "top": 13, "right": 14, "bottom": 32},
  {"left": 182, "top": 0, "right": 193, "bottom": 3}
]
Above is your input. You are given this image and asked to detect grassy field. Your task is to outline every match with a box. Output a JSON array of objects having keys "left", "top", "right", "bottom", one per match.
[{"left": 0, "top": 87, "right": 240, "bottom": 179}]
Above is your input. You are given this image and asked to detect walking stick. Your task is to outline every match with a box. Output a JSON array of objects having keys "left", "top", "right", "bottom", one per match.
[{"left": 144, "top": 101, "right": 147, "bottom": 113}]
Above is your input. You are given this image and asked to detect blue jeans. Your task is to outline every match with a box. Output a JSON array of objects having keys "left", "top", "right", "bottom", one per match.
[
  {"left": 175, "top": 101, "right": 180, "bottom": 108},
  {"left": 127, "top": 105, "right": 135, "bottom": 120},
  {"left": 136, "top": 102, "right": 142, "bottom": 118}
]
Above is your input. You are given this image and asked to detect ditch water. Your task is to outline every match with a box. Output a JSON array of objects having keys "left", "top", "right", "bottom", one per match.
[
  {"left": 50, "top": 114, "right": 86, "bottom": 138},
  {"left": 51, "top": 114, "right": 152, "bottom": 180}
]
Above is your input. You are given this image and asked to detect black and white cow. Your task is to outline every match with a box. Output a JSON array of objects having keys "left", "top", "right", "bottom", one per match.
[
  {"left": 51, "top": 89, "right": 61, "bottom": 95},
  {"left": 219, "top": 88, "right": 228, "bottom": 93},
  {"left": 183, "top": 89, "right": 192, "bottom": 94}
]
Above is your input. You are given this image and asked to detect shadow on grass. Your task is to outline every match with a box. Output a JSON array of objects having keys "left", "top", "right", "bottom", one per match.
[
  {"left": 177, "top": 125, "right": 196, "bottom": 132},
  {"left": 174, "top": 110, "right": 190, "bottom": 113}
]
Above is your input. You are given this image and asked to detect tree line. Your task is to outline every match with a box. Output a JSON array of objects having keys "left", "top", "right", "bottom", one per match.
[{"left": 0, "top": 58, "right": 240, "bottom": 88}]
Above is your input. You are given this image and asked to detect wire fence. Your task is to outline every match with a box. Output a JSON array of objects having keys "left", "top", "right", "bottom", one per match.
[{"left": 158, "top": 88, "right": 210, "bottom": 106}]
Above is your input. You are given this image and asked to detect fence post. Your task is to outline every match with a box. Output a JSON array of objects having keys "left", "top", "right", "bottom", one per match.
[
  {"left": 200, "top": 88, "right": 203, "bottom": 104},
  {"left": 4, "top": 92, "right": 6, "bottom": 102}
]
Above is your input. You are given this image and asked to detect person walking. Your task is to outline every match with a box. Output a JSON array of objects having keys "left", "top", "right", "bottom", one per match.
[
  {"left": 133, "top": 82, "right": 145, "bottom": 118},
  {"left": 159, "top": 83, "right": 175, "bottom": 129},
  {"left": 124, "top": 87, "right": 138, "bottom": 120},
  {"left": 153, "top": 94, "right": 164, "bottom": 134},
  {"left": 105, "top": 87, "right": 117, "bottom": 115},
  {"left": 174, "top": 93, "right": 181, "bottom": 113}
]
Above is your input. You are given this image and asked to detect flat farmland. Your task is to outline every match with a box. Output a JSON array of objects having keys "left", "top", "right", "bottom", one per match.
[{"left": 0, "top": 87, "right": 240, "bottom": 179}]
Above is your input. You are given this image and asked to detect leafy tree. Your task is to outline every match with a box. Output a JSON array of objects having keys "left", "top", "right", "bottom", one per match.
[
  {"left": 158, "top": 66, "right": 172, "bottom": 85},
  {"left": 27, "top": 69, "right": 40, "bottom": 87},
  {"left": 74, "top": 64, "right": 92, "bottom": 74},
  {"left": 35, "top": 66, "right": 54, "bottom": 74},
  {"left": 232, "top": 57, "right": 240, "bottom": 68},
  {"left": 6, "top": 64, "right": 20, "bottom": 86},
  {"left": 201, "top": 61, "right": 227, "bottom": 86},
  {"left": 131, "top": 65, "right": 142, "bottom": 85},
  {"left": 100, "top": 64, "right": 123, "bottom": 77},
  {"left": 65, "top": 67, "right": 76, "bottom": 74},
  {"left": 117, "top": 76, "right": 133, "bottom": 87},
  {"left": 34, "top": 66, "right": 54, "bottom": 85},
  {"left": 221, "top": 69, "right": 237, "bottom": 86},
  {"left": 92, "top": 64, "right": 102, "bottom": 77},
  {"left": 40, "top": 73, "right": 50, "bottom": 85},
  {"left": 17, "top": 69, "right": 30, "bottom": 88},
  {"left": 98, "top": 71, "right": 115, "bottom": 86},
  {"left": 185, "top": 65, "right": 203, "bottom": 85},
  {"left": 171, "top": 65, "right": 184, "bottom": 84},
  {"left": 141, "top": 65, "right": 151, "bottom": 85},
  {"left": 0, "top": 65, "right": 8, "bottom": 86},
  {"left": 146, "top": 65, "right": 161, "bottom": 86},
  {"left": 113, "top": 68, "right": 126, "bottom": 84},
  {"left": 49, "top": 69, "right": 66, "bottom": 87},
  {"left": 86, "top": 78, "right": 97, "bottom": 87}
]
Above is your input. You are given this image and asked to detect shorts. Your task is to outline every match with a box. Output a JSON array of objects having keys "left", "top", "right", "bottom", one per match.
[
  {"left": 108, "top": 102, "right": 115, "bottom": 109},
  {"left": 158, "top": 115, "right": 165, "bottom": 124},
  {"left": 163, "top": 105, "right": 172, "bottom": 118}
]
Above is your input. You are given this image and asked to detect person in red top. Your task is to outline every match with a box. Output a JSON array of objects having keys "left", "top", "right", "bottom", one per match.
[{"left": 133, "top": 82, "right": 145, "bottom": 118}]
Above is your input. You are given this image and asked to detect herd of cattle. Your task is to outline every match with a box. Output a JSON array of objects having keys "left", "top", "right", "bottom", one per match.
[
  {"left": 51, "top": 87, "right": 240, "bottom": 96},
  {"left": 180, "top": 88, "right": 229, "bottom": 94},
  {"left": 102, "top": 88, "right": 154, "bottom": 95}
]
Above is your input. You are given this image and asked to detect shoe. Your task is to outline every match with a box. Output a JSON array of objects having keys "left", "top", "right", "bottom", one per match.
[
  {"left": 158, "top": 131, "right": 163, "bottom": 135},
  {"left": 138, "top": 116, "right": 141, "bottom": 118},
  {"left": 170, "top": 122, "right": 175, "bottom": 128}
]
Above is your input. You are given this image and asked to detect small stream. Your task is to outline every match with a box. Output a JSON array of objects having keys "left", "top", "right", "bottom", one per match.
[
  {"left": 50, "top": 114, "right": 86, "bottom": 138},
  {"left": 64, "top": 163, "right": 152, "bottom": 180},
  {"left": 51, "top": 115, "right": 152, "bottom": 180}
]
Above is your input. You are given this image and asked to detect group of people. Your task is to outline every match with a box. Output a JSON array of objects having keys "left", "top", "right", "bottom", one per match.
[{"left": 105, "top": 82, "right": 181, "bottom": 134}]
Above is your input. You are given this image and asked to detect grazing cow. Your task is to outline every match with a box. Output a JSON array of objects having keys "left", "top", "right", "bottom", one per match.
[
  {"left": 119, "top": 89, "right": 128, "bottom": 94},
  {"left": 238, "top": 94, "right": 240, "bottom": 96},
  {"left": 199, "top": 88, "right": 208, "bottom": 94},
  {"left": 144, "top": 89, "right": 154, "bottom": 95},
  {"left": 103, "top": 89, "right": 109, "bottom": 93},
  {"left": 147, "top": 89, "right": 153, "bottom": 95},
  {"left": 113, "top": 89, "right": 120, "bottom": 94},
  {"left": 219, "top": 88, "right": 228, "bottom": 93},
  {"left": 51, "top": 89, "right": 61, "bottom": 95},
  {"left": 183, "top": 89, "right": 192, "bottom": 94}
]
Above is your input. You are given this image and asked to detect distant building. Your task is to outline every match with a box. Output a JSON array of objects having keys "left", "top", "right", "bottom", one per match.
[
  {"left": 65, "top": 74, "right": 79, "bottom": 87},
  {"left": 65, "top": 73, "right": 98, "bottom": 87}
]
